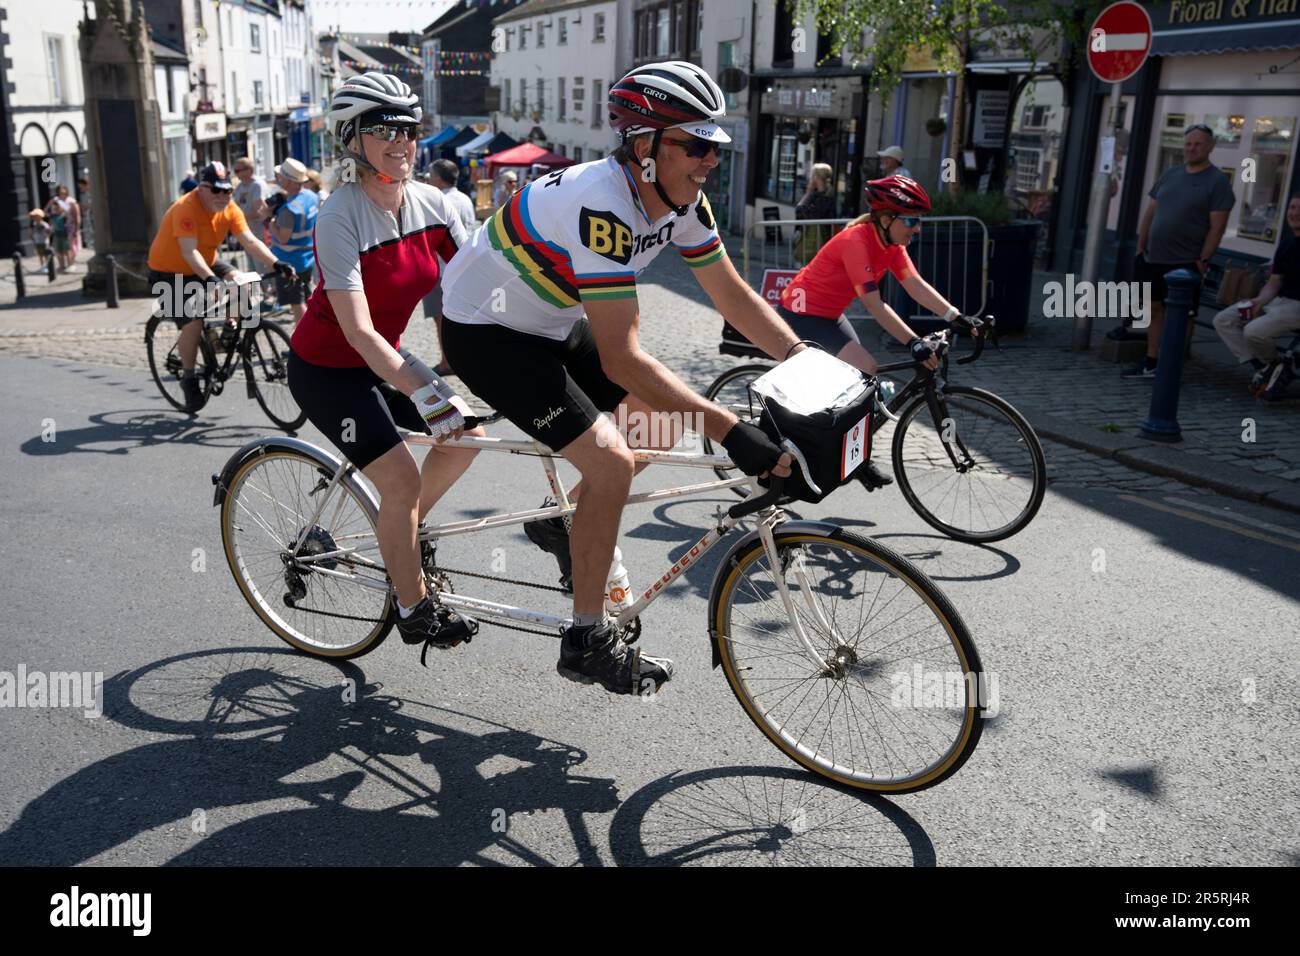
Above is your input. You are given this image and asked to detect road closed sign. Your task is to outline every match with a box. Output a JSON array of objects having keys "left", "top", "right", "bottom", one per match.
[
  {"left": 759, "top": 269, "right": 799, "bottom": 307},
  {"left": 1088, "top": 1, "right": 1153, "bottom": 84}
]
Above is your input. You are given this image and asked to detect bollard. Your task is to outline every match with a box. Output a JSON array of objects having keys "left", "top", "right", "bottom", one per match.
[
  {"left": 105, "top": 254, "right": 120, "bottom": 308},
  {"left": 1140, "top": 268, "right": 1199, "bottom": 443},
  {"left": 12, "top": 252, "right": 24, "bottom": 300},
  {"left": 47, "top": 251, "right": 57, "bottom": 282}
]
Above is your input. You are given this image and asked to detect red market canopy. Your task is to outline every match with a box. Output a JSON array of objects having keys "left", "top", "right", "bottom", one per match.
[{"left": 483, "top": 143, "right": 574, "bottom": 181}]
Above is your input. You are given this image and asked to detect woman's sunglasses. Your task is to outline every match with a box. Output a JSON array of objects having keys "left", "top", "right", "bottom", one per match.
[
  {"left": 359, "top": 123, "right": 419, "bottom": 143},
  {"left": 896, "top": 216, "right": 922, "bottom": 228},
  {"left": 661, "top": 135, "right": 721, "bottom": 159}
]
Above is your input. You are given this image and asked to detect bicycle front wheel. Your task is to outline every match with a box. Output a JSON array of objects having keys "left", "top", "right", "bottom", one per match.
[
  {"left": 146, "top": 315, "right": 217, "bottom": 412},
  {"left": 703, "top": 363, "right": 771, "bottom": 497},
  {"left": 243, "top": 321, "right": 306, "bottom": 430},
  {"left": 220, "top": 447, "right": 393, "bottom": 658},
  {"left": 891, "top": 385, "right": 1046, "bottom": 543},
  {"left": 712, "top": 527, "right": 984, "bottom": 793}
]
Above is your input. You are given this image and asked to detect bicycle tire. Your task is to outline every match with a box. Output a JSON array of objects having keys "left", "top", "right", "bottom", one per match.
[
  {"left": 703, "top": 363, "right": 771, "bottom": 497},
  {"left": 243, "top": 320, "right": 307, "bottom": 430},
  {"left": 711, "top": 527, "right": 984, "bottom": 794},
  {"left": 220, "top": 447, "right": 394, "bottom": 659},
  {"left": 145, "top": 314, "right": 217, "bottom": 413},
  {"left": 890, "top": 385, "right": 1046, "bottom": 543}
]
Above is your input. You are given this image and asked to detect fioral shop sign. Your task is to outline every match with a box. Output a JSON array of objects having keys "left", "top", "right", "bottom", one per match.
[{"left": 1160, "top": 0, "right": 1297, "bottom": 25}]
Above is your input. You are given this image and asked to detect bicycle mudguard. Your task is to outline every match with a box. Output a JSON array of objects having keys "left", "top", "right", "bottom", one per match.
[
  {"left": 704, "top": 519, "right": 845, "bottom": 670},
  {"left": 211, "top": 436, "right": 365, "bottom": 510}
]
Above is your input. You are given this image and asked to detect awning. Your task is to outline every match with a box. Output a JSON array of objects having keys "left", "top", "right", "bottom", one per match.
[
  {"left": 455, "top": 129, "right": 495, "bottom": 157},
  {"left": 1152, "top": 19, "right": 1300, "bottom": 56},
  {"left": 424, "top": 125, "right": 460, "bottom": 148}
]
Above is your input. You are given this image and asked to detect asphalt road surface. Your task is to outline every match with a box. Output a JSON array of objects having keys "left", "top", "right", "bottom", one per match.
[{"left": 1, "top": 344, "right": 1297, "bottom": 867}]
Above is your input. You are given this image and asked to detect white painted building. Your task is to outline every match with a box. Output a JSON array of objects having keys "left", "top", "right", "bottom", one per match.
[
  {"left": 4, "top": 0, "right": 89, "bottom": 209},
  {"left": 491, "top": 0, "right": 619, "bottom": 166}
]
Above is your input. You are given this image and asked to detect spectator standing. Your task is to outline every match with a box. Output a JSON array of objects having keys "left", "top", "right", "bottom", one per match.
[
  {"left": 493, "top": 170, "right": 518, "bottom": 211},
  {"left": 268, "top": 158, "right": 320, "bottom": 325},
  {"left": 305, "top": 168, "right": 329, "bottom": 203},
  {"left": 28, "top": 210, "right": 51, "bottom": 267},
  {"left": 44, "top": 185, "right": 80, "bottom": 273},
  {"left": 878, "top": 146, "right": 911, "bottom": 179},
  {"left": 1124, "top": 124, "right": 1235, "bottom": 378},
  {"left": 77, "top": 175, "right": 94, "bottom": 250},
  {"left": 180, "top": 169, "right": 199, "bottom": 194},
  {"left": 1212, "top": 193, "right": 1300, "bottom": 399},
  {"left": 794, "top": 162, "right": 837, "bottom": 265}
]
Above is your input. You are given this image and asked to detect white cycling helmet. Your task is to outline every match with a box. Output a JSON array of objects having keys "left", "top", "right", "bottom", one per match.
[
  {"left": 608, "top": 60, "right": 729, "bottom": 144},
  {"left": 328, "top": 72, "right": 422, "bottom": 145}
]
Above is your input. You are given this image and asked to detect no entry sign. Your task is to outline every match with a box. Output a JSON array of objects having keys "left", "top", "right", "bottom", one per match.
[{"left": 1087, "top": 1, "right": 1153, "bottom": 84}]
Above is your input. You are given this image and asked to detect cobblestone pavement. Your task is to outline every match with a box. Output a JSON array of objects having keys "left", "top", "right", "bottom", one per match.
[{"left": 2, "top": 243, "right": 1290, "bottom": 499}]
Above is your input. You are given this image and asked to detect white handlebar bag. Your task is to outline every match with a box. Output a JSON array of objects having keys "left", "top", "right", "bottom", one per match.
[{"left": 750, "top": 348, "right": 877, "bottom": 504}]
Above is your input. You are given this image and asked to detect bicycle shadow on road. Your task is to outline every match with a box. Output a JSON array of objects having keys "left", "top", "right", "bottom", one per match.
[
  {"left": 608, "top": 765, "right": 936, "bottom": 866},
  {"left": 0, "top": 647, "right": 618, "bottom": 867},
  {"left": 19, "top": 408, "right": 276, "bottom": 457}
]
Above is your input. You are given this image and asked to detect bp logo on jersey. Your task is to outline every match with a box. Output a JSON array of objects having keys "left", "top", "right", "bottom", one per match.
[{"left": 580, "top": 208, "right": 633, "bottom": 264}]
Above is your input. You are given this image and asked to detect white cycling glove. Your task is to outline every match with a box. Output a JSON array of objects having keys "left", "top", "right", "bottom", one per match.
[{"left": 402, "top": 348, "right": 466, "bottom": 439}]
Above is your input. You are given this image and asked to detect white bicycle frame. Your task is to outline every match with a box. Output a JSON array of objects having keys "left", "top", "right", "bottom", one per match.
[{"left": 278, "top": 428, "right": 839, "bottom": 672}]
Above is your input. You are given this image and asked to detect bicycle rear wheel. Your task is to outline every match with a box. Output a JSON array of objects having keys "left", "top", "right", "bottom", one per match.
[
  {"left": 220, "top": 446, "right": 393, "bottom": 658},
  {"left": 891, "top": 385, "right": 1045, "bottom": 543},
  {"left": 703, "top": 363, "right": 771, "bottom": 497},
  {"left": 146, "top": 315, "right": 217, "bottom": 412},
  {"left": 243, "top": 321, "right": 306, "bottom": 430},
  {"left": 711, "top": 527, "right": 984, "bottom": 793}
]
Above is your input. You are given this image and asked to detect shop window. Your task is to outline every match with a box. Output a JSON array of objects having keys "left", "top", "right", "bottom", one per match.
[
  {"left": 1005, "top": 75, "right": 1067, "bottom": 232},
  {"left": 1156, "top": 112, "right": 1189, "bottom": 177},
  {"left": 1206, "top": 113, "right": 1245, "bottom": 148},
  {"left": 1239, "top": 115, "right": 1297, "bottom": 244}
]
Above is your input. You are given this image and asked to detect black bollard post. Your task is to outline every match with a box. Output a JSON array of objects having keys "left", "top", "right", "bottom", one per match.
[
  {"left": 105, "top": 255, "right": 120, "bottom": 308},
  {"left": 47, "top": 250, "right": 57, "bottom": 282},
  {"left": 1140, "top": 268, "right": 1199, "bottom": 443},
  {"left": 12, "top": 252, "right": 24, "bottom": 300}
]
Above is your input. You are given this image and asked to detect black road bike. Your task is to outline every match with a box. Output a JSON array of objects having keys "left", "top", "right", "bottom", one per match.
[{"left": 704, "top": 319, "right": 1046, "bottom": 544}]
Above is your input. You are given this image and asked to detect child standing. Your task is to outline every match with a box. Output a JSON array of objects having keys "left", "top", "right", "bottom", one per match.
[{"left": 28, "top": 209, "right": 51, "bottom": 267}]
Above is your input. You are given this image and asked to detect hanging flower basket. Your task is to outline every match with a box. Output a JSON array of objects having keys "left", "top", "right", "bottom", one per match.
[{"left": 925, "top": 117, "right": 947, "bottom": 137}]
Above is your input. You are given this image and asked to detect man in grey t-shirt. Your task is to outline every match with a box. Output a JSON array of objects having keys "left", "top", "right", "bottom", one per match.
[{"left": 1124, "top": 124, "right": 1235, "bottom": 377}]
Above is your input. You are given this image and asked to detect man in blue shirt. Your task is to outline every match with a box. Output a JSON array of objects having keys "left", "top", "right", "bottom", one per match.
[{"left": 269, "top": 158, "right": 320, "bottom": 325}]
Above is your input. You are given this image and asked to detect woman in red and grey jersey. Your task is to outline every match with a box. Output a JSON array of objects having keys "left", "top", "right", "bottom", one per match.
[{"left": 288, "top": 72, "right": 481, "bottom": 651}]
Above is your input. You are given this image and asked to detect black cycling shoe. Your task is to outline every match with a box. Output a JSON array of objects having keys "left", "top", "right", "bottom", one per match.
[
  {"left": 524, "top": 498, "right": 573, "bottom": 593},
  {"left": 180, "top": 375, "right": 204, "bottom": 412},
  {"left": 856, "top": 460, "right": 894, "bottom": 492},
  {"left": 397, "top": 597, "right": 477, "bottom": 664},
  {"left": 557, "top": 621, "right": 673, "bottom": 696}
]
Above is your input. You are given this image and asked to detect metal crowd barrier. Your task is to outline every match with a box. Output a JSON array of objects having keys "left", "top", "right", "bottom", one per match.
[{"left": 740, "top": 215, "right": 990, "bottom": 322}]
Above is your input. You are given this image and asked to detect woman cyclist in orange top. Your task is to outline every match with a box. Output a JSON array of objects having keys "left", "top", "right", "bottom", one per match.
[{"left": 776, "top": 174, "right": 984, "bottom": 488}]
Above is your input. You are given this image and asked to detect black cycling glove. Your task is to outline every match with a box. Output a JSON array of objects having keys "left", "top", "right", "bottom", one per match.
[
  {"left": 722, "top": 420, "right": 784, "bottom": 477},
  {"left": 271, "top": 260, "right": 296, "bottom": 279},
  {"left": 907, "top": 335, "right": 942, "bottom": 364},
  {"left": 952, "top": 313, "right": 986, "bottom": 335}
]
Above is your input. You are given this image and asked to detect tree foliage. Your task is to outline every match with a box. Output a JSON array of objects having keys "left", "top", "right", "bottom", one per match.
[{"left": 794, "top": 0, "right": 1112, "bottom": 96}]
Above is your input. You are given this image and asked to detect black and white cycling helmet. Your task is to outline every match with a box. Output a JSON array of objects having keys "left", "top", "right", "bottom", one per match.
[
  {"left": 328, "top": 72, "right": 422, "bottom": 146},
  {"left": 608, "top": 60, "right": 730, "bottom": 144}
]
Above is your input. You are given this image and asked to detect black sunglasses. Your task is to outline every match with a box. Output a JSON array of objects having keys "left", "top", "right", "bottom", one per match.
[
  {"left": 359, "top": 123, "right": 419, "bottom": 143},
  {"left": 661, "top": 135, "right": 720, "bottom": 159}
]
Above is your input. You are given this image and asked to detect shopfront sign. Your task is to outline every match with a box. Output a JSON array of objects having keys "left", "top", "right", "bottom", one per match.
[
  {"left": 759, "top": 269, "right": 800, "bottom": 306},
  {"left": 973, "top": 90, "right": 1010, "bottom": 147},
  {"left": 194, "top": 112, "right": 227, "bottom": 142},
  {"left": 760, "top": 79, "right": 854, "bottom": 119}
]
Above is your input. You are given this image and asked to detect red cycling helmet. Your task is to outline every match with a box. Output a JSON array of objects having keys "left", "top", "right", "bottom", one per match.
[{"left": 865, "top": 175, "right": 931, "bottom": 215}]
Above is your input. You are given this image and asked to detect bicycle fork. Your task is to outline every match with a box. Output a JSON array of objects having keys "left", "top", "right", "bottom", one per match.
[{"left": 755, "top": 520, "right": 840, "bottom": 675}]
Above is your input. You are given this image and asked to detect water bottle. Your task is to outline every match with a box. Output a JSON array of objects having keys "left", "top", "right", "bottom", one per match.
[{"left": 604, "top": 546, "right": 635, "bottom": 615}]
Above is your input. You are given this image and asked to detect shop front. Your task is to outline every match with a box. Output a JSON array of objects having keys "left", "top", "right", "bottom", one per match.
[
  {"left": 1052, "top": 1, "right": 1300, "bottom": 276},
  {"left": 705, "top": 118, "right": 746, "bottom": 236},
  {"left": 1141, "top": 2, "right": 1300, "bottom": 263},
  {"left": 754, "top": 77, "right": 865, "bottom": 223}
]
